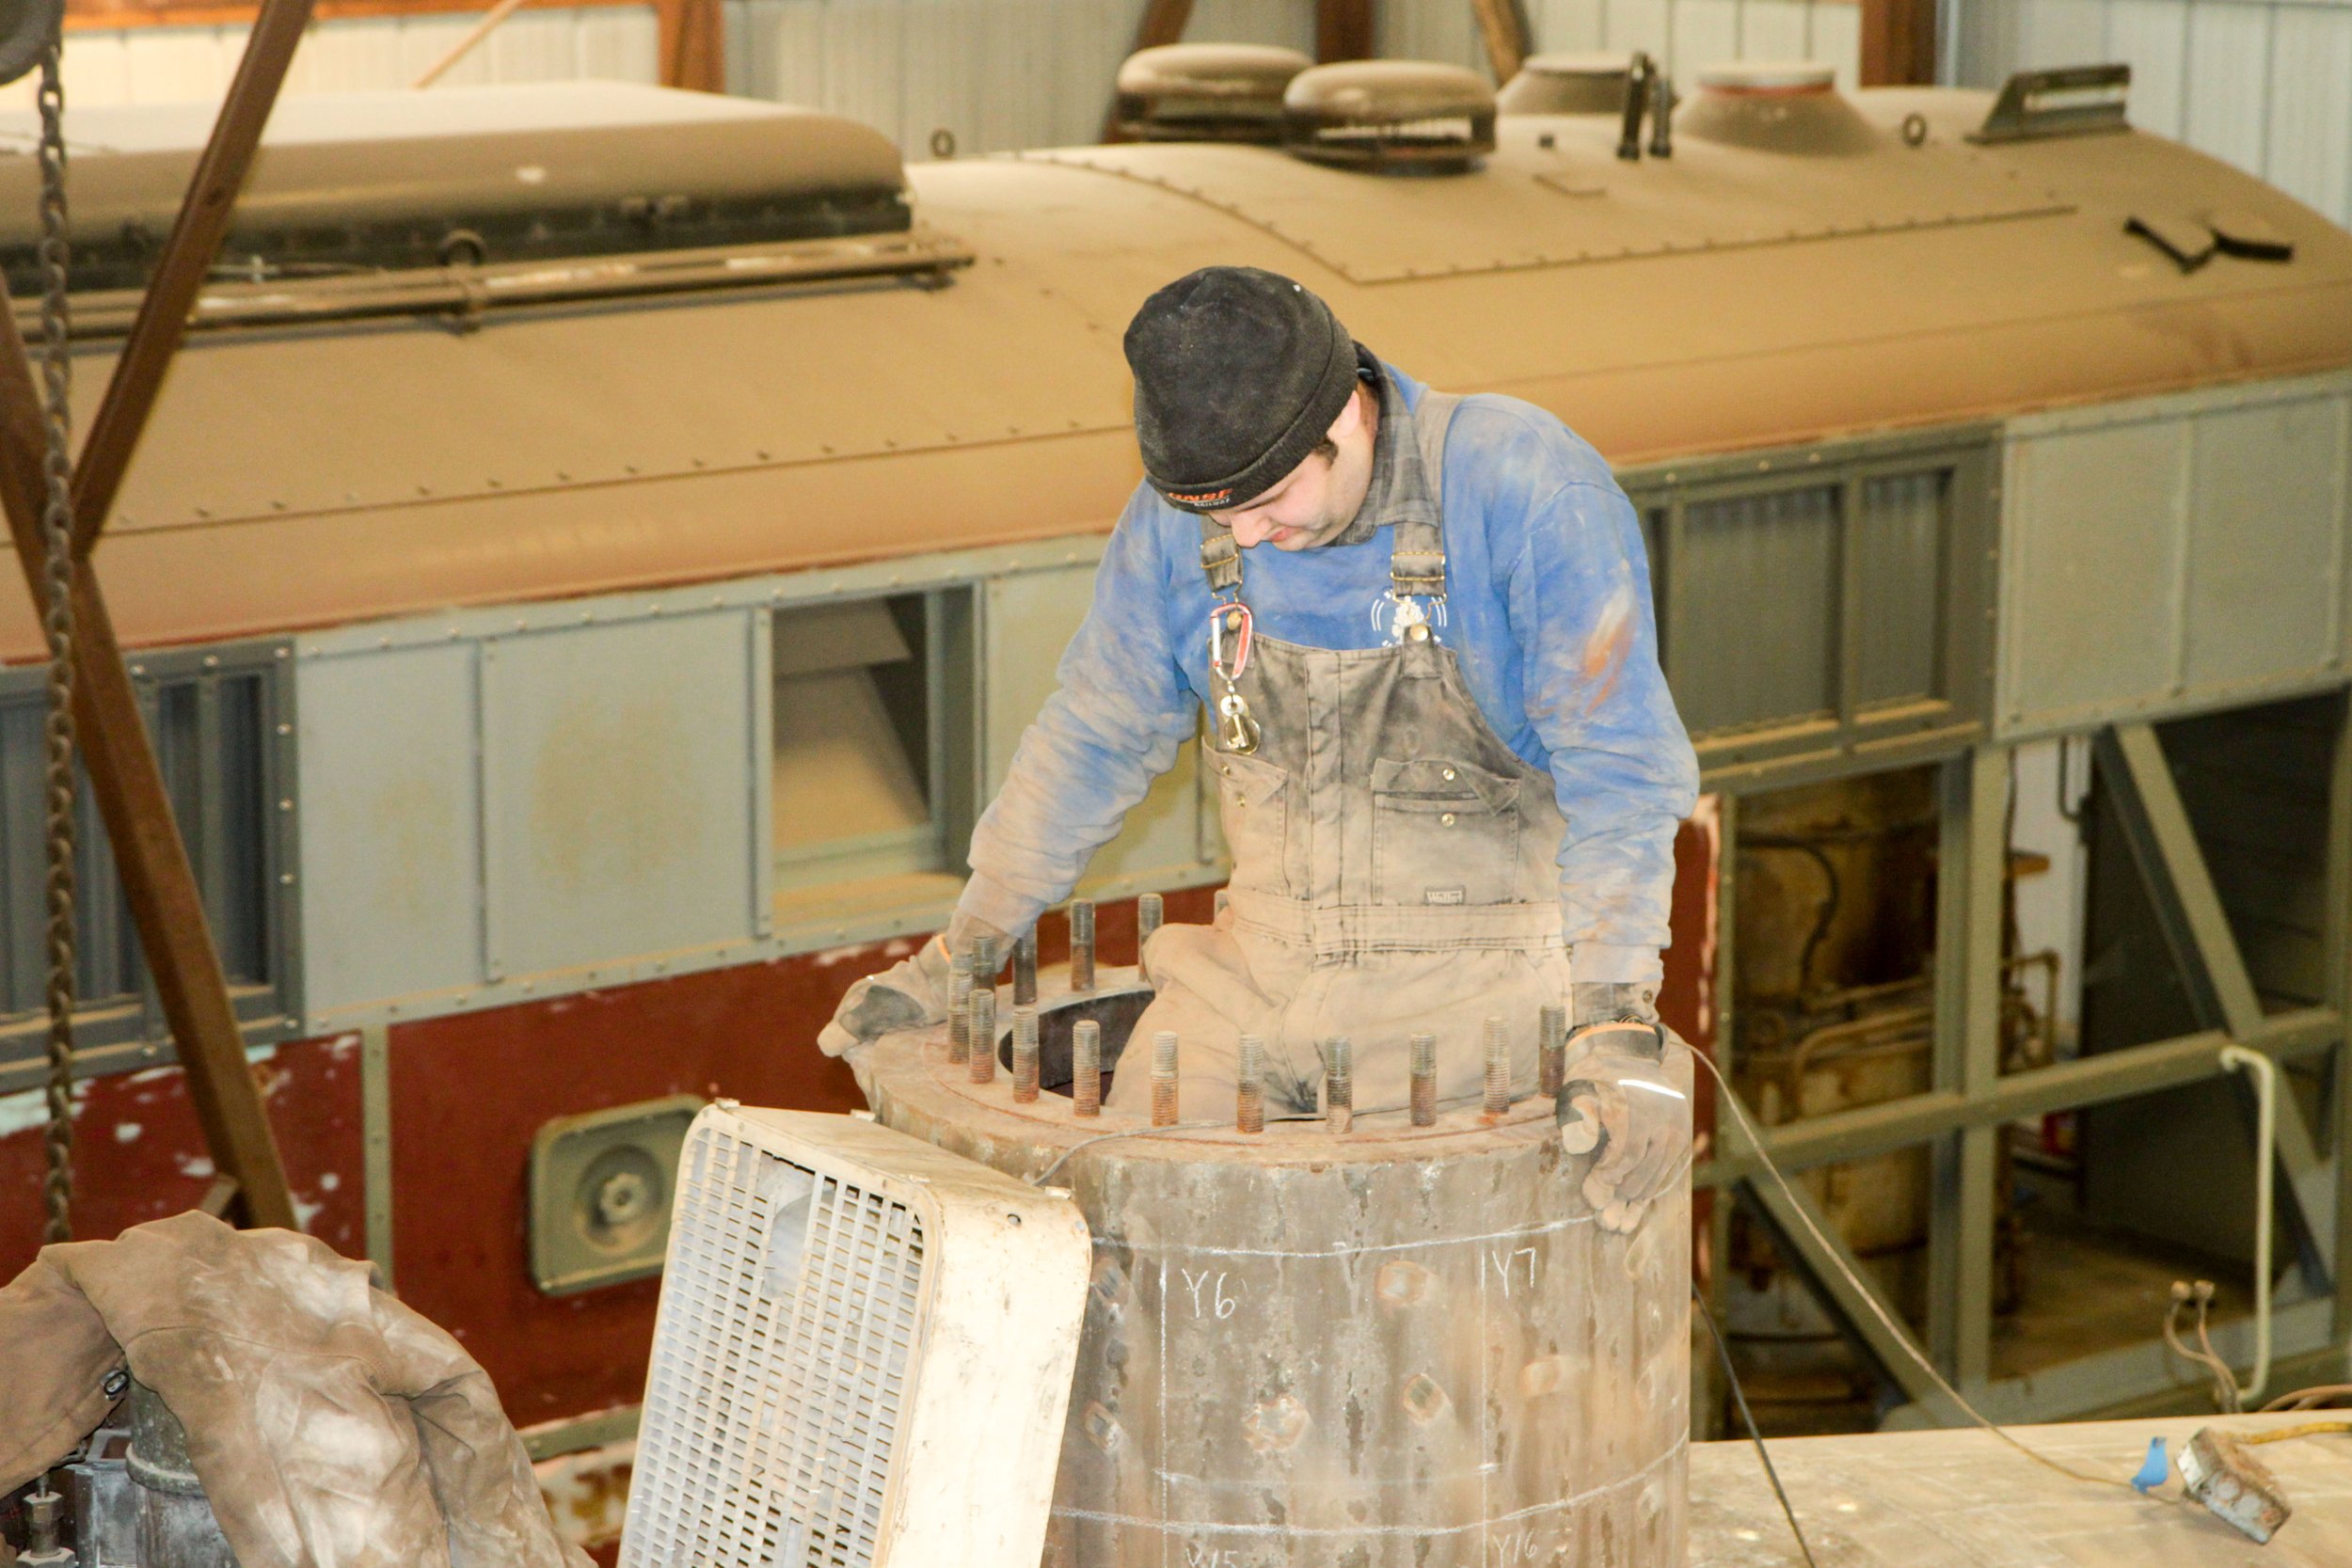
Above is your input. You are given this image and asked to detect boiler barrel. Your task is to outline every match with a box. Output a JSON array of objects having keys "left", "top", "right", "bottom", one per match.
[{"left": 866, "top": 976, "right": 1689, "bottom": 1568}]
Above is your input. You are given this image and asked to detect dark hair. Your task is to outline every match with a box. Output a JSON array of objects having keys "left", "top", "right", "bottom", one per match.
[{"left": 1311, "top": 436, "right": 1338, "bottom": 463}]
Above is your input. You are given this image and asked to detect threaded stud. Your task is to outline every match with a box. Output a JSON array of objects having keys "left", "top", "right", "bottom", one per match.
[
  {"left": 1483, "top": 1015, "right": 1511, "bottom": 1117},
  {"left": 1409, "top": 1032, "right": 1437, "bottom": 1127},
  {"left": 1151, "top": 1029, "right": 1179, "bottom": 1127},
  {"left": 1073, "top": 1019, "right": 1102, "bottom": 1117}
]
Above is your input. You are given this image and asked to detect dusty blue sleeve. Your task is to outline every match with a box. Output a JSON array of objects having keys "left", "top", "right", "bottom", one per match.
[
  {"left": 1506, "top": 479, "right": 1699, "bottom": 985},
  {"left": 954, "top": 495, "right": 1200, "bottom": 936}
]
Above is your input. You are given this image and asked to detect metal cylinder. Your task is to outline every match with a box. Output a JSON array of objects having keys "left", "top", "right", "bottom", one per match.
[
  {"left": 968, "top": 986, "right": 996, "bottom": 1085},
  {"left": 1137, "top": 893, "right": 1164, "bottom": 954},
  {"left": 1012, "top": 1005, "right": 1041, "bottom": 1103},
  {"left": 1151, "top": 1030, "right": 1179, "bottom": 1127},
  {"left": 1013, "top": 929, "right": 1039, "bottom": 1007},
  {"left": 1326, "top": 1036, "right": 1354, "bottom": 1135},
  {"left": 946, "top": 949, "right": 974, "bottom": 1065},
  {"left": 1540, "top": 1003, "right": 1568, "bottom": 1098},
  {"left": 1070, "top": 900, "right": 1096, "bottom": 993},
  {"left": 126, "top": 1381, "right": 237, "bottom": 1568},
  {"left": 1073, "top": 1019, "right": 1103, "bottom": 1117},
  {"left": 1409, "top": 1032, "right": 1438, "bottom": 1127},
  {"left": 1483, "top": 1016, "right": 1512, "bottom": 1117},
  {"left": 1236, "top": 1035, "right": 1265, "bottom": 1134},
  {"left": 969, "top": 932, "right": 999, "bottom": 990},
  {"left": 867, "top": 1036, "right": 1691, "bottom": 1568}
]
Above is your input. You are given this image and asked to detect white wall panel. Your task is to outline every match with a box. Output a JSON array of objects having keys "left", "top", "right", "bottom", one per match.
[
  {"left": 1949, "top": 0, "right": 2352, "bottom": 228},
  {"left": 2182, "top": 0, "right": 2272, "bottom": 171},
  {"left": 2102, "top": 0, "right": 2187, "bottom": 135},
  {"left": 7, "top": 4, "right": 660, "bottom": 115},
  {"left": 1519, "top": 0, "right": 1862, "bottom": 94},
  {"left": 2265, "top": 4, "right": 2352, "bottom": 221}
]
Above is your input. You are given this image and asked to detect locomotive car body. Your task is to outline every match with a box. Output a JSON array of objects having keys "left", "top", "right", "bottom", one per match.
[{"left": 1, "top": 72, "right": 2348, "bottom": 1458}]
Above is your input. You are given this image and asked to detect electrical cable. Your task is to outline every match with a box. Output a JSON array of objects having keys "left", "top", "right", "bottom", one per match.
[
  {"left": 1694, "top": 1048, "right": 2140, "bottom": 1493},
  {"left": 1692, "top": 1279, "right": 1820, "bottom": 1568}
]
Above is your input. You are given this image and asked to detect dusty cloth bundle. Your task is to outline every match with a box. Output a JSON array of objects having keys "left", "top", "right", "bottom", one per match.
[{"left": 0, "top": 1210, "right": 589, "bottom": 1568}]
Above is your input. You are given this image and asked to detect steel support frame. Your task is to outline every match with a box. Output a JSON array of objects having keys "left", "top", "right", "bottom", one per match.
[{"left": 1702, "top": 715, "right": 2352, "bottom": 1428}]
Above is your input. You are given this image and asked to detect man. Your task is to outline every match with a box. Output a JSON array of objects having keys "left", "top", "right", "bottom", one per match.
[{"left": 820, "top": 266, "right": 1698, "bottom": 1228}]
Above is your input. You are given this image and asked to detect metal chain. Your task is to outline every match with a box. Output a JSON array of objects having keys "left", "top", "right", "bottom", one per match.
[{"left": 35, "top": 20, "right": 78, "bottom": 1246}]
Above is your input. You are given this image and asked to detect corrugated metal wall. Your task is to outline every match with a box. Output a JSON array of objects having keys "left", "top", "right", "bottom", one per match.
[
  {"left": 1526, "top": 0, "right": 1862, "bottom": 89},
  {"left": 3, "top": 0, "right": 1861, "bottom": 156},
  {"left": 1948, "top": 0, "right": 2352, "bottom": 226},
  {"left": 0, "top": 7, "right": 661, "bottom": 111}
]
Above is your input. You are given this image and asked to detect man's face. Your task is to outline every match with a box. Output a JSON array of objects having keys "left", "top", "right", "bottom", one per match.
[{"left": 1211, "top": 385, "right": 1376, "bottom": 551}]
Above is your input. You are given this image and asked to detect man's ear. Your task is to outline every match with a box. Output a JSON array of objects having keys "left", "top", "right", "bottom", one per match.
[{"left": 1327, "top": 383, "right": 1369, "bottom": 444}]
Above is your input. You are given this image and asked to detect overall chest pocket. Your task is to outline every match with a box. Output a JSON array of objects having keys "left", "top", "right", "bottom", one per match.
[
  {"left": 1210, "top": 749, "right": 1293, "bottom": 895},
  {"left": 1370, "top": 757, "right": 1521, "bottom": 908}
]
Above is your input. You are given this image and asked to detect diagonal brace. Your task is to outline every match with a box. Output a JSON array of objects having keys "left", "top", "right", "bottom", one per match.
[
  {"left": 2099, "top": 721, "right": 2330, "bottom": 1292},
  {"left": 1740, "top": 1173, "right": 1957, "bottom": 1418}
]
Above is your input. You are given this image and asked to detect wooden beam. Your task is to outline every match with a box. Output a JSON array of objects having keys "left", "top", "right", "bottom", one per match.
[
  {"left": 1859, "top": 0, "right": 1936, "bottom": 87},
  {"left": 1316, "top": 0, "right": 1374, "bottom": 62},
  {"left": 69, "top": 0, "right": 319, "bottom": 558},
  {"left": 0, "top": 296, "right": 297, "bottom": 1233},
  {"left": 65, "top": 0, "right": 619, "bottom": 29},
  {"left": 655, "top": 0, "right": 723, "bottom": 92},
  {"left": 1466, "top": 0, "right": 1530, "bottom": 84},
  {"left": 1100, "top": 0, "right": 1193, "bottom": 143}
]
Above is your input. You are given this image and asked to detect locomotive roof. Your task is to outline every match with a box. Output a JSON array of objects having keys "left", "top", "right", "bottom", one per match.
[{"left": 3, "top": 80, "right": 2348, "bottom": 658}]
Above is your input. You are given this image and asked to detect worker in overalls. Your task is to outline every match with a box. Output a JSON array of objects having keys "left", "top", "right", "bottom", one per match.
[{"left": 821, "top": 266, "right": 1699, "bottom": 1228}]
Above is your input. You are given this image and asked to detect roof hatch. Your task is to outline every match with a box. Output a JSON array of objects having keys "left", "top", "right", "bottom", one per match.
[
  {"left": 1676, "top": 62, "right": 1881, "bottom": 155},
  {"left": 1113, "top": 43, "right": 1311, "bottom": 144},
  {"left": 0, "top": 83, "right": 930, "bottom": 301},
  {"left": 1282, "top": 60, "right": 1496, "bottom": 174}
]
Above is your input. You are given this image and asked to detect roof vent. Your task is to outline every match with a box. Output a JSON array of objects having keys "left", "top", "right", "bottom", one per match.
[
  {"left": 1283, "top": 59, "right": 1496, "bottom": 173},
  {"left": 1497, "top": 52, "right": 1635, "bottom": 116},
  {"left": 1676, "top": 61, "right": 1880, "bottom": 155},
  {"left": 1114, "top": 43, "right": 1312, "bottom": 143}
]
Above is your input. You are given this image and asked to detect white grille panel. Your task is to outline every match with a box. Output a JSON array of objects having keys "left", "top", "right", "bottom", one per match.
[{"left": 624, "top": 1122, "right": 927, "bottom": 1568}]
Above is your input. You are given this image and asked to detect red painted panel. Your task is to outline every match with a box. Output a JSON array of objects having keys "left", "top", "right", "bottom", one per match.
[
  {"left": 1660, "top": 800, "right": 1725, "bottom": 1277},
  {"left": 0, "top": 868, "right": 1736, "bottom": 1433},
  {"left": 0, "top": 1034, "right": 364, "bottom": 1275},
  {"left": 390, "top": 888, "right": 1218, "bottom": 1428}
]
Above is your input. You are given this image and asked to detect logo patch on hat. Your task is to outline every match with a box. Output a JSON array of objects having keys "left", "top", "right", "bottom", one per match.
[{"left": 1166, "top": 486, "right": 1234, "bottom": 507}]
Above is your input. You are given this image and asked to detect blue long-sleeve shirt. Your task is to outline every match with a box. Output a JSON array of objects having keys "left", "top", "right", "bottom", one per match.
[{"left": 955, "top": 362, "right": 1699, "bottom": 985}]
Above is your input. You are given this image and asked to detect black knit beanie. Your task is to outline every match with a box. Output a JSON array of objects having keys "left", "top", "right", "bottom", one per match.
[{"left": 1123, "top": 266, "right": 1361, "bottom": 513}]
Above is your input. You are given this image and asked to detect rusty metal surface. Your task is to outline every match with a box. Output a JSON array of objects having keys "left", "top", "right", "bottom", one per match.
[
  {"left": 0, "top": 86, "right": 2345, "bottom": 660},
  {"left": 867, "top": 968, "right": 1691, "bottom": 1568}
]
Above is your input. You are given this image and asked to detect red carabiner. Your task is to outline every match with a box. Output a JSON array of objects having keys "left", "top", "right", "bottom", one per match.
[{"left": 1209, "top": 602, "right": 1253, "bottom": 681}]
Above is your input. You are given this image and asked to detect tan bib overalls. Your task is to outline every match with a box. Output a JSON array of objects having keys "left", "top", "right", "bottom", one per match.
[{"left": 1108, "top": 392, "right": 1573, "bottom": 1119}]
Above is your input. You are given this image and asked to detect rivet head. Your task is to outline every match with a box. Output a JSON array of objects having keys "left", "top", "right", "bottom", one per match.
[
  {"left": 1441, "top": 768, "right": 1456, "bottom": 781},
  {"left": 1441, "top": 813, "right": 1456, "bottom": 827},
  {"left": 1407, "top": 625, "right": 1430, "bottom": 642}
]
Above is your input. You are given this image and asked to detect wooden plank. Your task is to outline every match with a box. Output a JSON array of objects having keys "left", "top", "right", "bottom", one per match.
[
  {"left": 1467, "top": 0, "right": 1531, "bottom": 80},
  {"left": 1690, "top": 1413, "right": 2352, "bottom": 1565},
  {"left": 0, "top": 297, "right": 296, "bottom": 1233},
  {"left": 1859, "top": 0, "right": 1934, "bottom": 86},
  {"left": 1317, "top": 0, "right": 1373, "bottom": 61},
  {"left": 1100, "top": 0, "right": 1191, "bottom": 142},
  {"left": 69, "top": 0, "right": 321, "bottom": 558},
  {"left": 655, "top": 0, "right": 723, "bottom": 88},
  {"left": 65, "top": 0, "right": 641, "bottom": 28}
]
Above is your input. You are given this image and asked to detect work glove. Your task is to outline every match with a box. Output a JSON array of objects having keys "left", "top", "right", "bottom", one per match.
[
  {"left": 818, "top": 915, "right": 1008, "bottom": 1098},
  {"left": 1556, "top": 980, "right": 1692, "bottom": 1235}
]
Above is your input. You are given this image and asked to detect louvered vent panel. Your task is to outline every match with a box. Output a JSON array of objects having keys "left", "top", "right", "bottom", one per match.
[{"left": 624, "top": 1121, "right": 926, "bottom": 1568}]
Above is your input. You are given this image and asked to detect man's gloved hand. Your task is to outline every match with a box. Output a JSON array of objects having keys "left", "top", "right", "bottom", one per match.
[
  {"left": 818, "top": 916, "right": 1007, "bottom": 1098},
  {"left": 1555, "top": 980, "right": 1692, "bottom": 1235}
]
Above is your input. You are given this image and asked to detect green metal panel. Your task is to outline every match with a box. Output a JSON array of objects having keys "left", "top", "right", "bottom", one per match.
[{"left": 982, "top": 562, "right": 1212, "bottom": 895}]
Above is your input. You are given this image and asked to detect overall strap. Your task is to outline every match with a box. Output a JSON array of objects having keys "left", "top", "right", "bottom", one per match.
[
  {"left": 1391, "top": 389, "right": 1460, "bottom": 600},
  {"left": 1200, "top": 514, "right": 1242, "bottom": 595}
]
